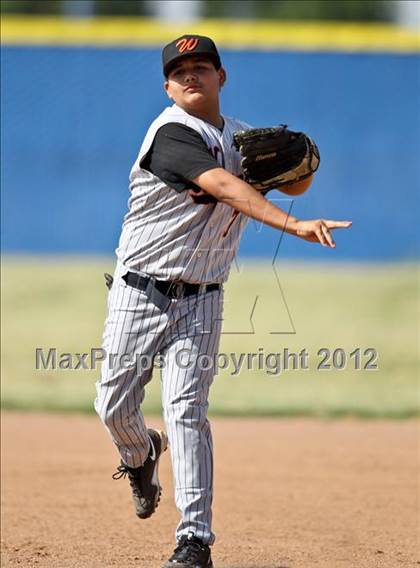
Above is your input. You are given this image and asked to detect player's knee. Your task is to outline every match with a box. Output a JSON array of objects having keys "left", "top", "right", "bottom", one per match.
[
  {"left": 94, "top": 398, "right": 118, "bottom": 431},
  {"left": 163, "top": 399, "right": 208, "bottom": 425}
]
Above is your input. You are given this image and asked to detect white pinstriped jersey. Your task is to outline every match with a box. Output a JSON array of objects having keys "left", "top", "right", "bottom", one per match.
[{"left": 115, "top": 104, "right": 252, "bottom": 284}]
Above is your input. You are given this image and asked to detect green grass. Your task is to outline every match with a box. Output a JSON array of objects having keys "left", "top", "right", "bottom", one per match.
[{"left": 1, "top": 257, "right": 419, "bottom": 418}]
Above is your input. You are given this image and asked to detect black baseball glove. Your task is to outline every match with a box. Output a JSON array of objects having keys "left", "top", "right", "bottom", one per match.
[{"left": 232, "top": 125, "right": 320, "bottom": 191}]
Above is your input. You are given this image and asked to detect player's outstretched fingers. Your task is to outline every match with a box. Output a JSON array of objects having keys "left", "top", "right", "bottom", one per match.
[
  {"left": 321, "top": 222, "right": 336, "bottom": 248},
  {"left": 316, "top": 224, "right": 328, "bottom": 247},
  {"left": 325, "top": 220, "right": 353, "bottom": 229}
]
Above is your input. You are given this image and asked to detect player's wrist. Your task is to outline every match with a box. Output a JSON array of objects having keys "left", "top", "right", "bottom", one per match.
[{"left": 284, "top": 216, "right": 300, "bottom": 235}]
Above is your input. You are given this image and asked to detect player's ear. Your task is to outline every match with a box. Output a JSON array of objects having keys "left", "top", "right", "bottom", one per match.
[
  {"left": 164, "top": 80, "right": 173, "bottom": 101},
  {"left": 218, "top": 68, "right": 226, "bottom": 90}
]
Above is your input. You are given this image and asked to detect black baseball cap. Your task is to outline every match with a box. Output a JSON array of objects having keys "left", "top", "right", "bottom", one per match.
[{"left": 162, "top": 35, "right": 221, "bottom": 78}]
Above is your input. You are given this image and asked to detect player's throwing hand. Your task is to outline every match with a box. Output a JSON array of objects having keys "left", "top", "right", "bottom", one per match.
[{"left": 291, "top": 219, "right": 352, "bottom": 248}]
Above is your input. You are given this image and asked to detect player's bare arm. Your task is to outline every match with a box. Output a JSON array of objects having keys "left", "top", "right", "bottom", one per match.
[{"left": 193, "top": 167, "right": 352, "bottom": 248}]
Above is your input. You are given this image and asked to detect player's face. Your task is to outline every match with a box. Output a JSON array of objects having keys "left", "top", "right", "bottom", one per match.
[{"left": 164, "top": 57, "right": 226, "bottom": 110}]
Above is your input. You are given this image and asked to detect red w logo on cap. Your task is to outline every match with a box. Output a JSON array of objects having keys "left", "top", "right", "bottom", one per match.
[{"left": 176, "top": 38, "right": 199, "bottom": 53}]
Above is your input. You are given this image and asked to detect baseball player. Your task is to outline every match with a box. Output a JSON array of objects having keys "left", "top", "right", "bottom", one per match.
[{"left": 95, "top": 34, "right": 351, "bottom": 568}]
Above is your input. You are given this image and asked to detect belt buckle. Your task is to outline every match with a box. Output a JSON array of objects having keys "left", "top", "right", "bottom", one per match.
[{"left": 168, "top": 281, "right": 184, "bottom": 300}]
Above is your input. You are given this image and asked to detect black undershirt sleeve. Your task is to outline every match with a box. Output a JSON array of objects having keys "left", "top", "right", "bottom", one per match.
[{"left": 141, "top": 122, "right": 220, "bottom": 193}]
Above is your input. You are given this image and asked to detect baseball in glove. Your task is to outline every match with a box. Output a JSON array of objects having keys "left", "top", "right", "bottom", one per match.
[{"left": 232, "top": 125, "right": 320, "bottom": 192}]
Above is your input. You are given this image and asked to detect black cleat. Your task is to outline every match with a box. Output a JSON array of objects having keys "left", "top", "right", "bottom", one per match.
[
  {"left": 162, "top": 533, "right": 213, "bottom": 567},
  {"left": 112, "top": 428, "right": 168, "bottom": 519}
]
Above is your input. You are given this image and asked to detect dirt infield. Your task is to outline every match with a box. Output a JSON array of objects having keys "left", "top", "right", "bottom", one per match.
[{"left": 1, "top": 413, "right": 418, "bottom": 568}]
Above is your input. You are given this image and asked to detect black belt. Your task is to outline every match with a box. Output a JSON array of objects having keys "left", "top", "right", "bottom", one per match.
[{"left": 122, "top": 271, "right": 220, "bottom": 300}]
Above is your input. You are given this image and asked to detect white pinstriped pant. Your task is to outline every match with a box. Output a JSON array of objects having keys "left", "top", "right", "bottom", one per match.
[{"left": 94, "top": 266, "right": 223, "bottom": 545}]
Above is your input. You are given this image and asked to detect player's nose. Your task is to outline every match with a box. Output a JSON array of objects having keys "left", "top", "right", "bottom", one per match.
[{"left": 184, "top": 71, "right": 198, "bottom": 83}]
